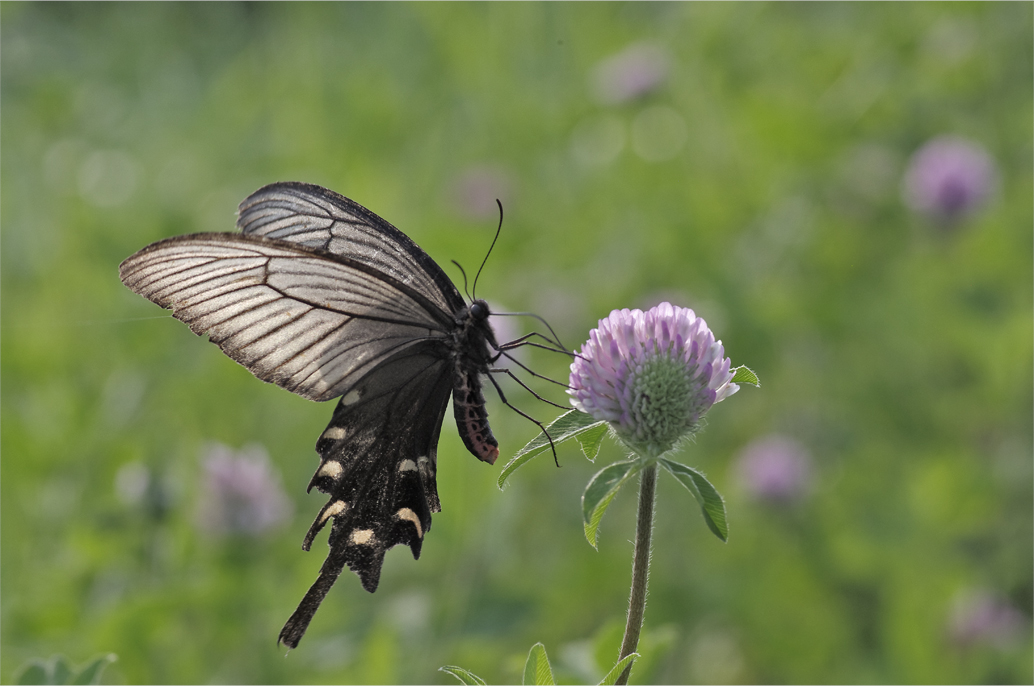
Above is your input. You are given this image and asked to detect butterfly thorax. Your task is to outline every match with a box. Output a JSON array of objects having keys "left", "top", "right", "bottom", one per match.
[
  {"left": 450, "top": 299, "right": 499, "bottom": 465},
  {"left": 452, "top": 299, "right": 496, "bottom": 366}
]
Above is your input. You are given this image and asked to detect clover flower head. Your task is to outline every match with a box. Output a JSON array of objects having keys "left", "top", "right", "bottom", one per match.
[
  {"left": 568, "top": 303, "right": 738, "bottom": 457},
  {"left": 196, "top": 442, "right": 291, "bottom": 537},
  {"left": 451, "top": 165, "right": 512, "bottom": 221},
  {"left": 948, "top": 589, "right": 1028, "bottom": 648},
  {"left": 591, "top": 42, "right": 670, "bottom": 105},
  {"left": 735, "top": 435, "right": 813, "bottom": 503},
  {"left": 903, "top": 136, "right": 996, "bottom": 222}
]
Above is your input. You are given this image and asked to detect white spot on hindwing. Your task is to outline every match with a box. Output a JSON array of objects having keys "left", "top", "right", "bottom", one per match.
[
  {"left": 349, "top": 529, "right": 375, "bottom": 545},
  {"left": 342, "top": 389, "right": 361, "bottom": 406},
  {"left": 320, "top": 500, "right": 347, "bottom": 525},
  {"left": 395, "top": 508, "right": 423, "bottom": 537},
  {"left": 398, "top": 459, "right": 418, "bottom": 472},
  {"left": 322, "top": 426, "right": 346, "bottom": 441},
  {"left": 318, "top": 461, "right": 343, "bottom": 479}
]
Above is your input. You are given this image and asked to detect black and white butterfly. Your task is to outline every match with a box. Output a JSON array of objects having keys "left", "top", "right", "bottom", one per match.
[{"left": 120, "top": 181, "right": 553, "bottom": 649}]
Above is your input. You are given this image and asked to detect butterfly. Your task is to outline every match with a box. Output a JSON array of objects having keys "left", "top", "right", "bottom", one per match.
[{"left": 120, "top": 181, "right": 537, "bottom": 648}]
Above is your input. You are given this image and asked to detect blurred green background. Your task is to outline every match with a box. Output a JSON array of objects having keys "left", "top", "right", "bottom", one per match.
[{"left": 2, "top": 3, "right": 1031, "bottom": 684}]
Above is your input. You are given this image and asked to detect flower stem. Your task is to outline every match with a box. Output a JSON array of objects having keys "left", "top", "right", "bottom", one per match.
[{"left": 615, "top": 463, "right": 658, "bottom": 685}]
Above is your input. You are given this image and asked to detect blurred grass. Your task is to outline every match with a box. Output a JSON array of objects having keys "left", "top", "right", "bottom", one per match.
[{"left": 2, "top": 3, "right": 1031, "bottom": 684}]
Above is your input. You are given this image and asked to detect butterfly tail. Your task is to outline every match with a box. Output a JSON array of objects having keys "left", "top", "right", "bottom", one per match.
[
  {"left": 278, "top": 540, "right": 350, "bottom": 649},
  {"left": 280, "top": 515, "right": 391, "bottom": 649}
]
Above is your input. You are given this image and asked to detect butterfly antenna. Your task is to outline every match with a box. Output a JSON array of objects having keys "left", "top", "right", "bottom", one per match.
[
  {"left": 451, "top": 260, "right": 472, "bottom": 301},
  {"left": 472, "top": 199, "right": 504, "bottom": 301}
]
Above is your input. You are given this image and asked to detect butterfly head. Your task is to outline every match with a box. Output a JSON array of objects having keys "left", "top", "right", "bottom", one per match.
[
  {"left": 467, "top": 299, "right": 496, "bottom": 345},
  {"left": 468, "top": 298, "right": 490, "bottom": 322}
]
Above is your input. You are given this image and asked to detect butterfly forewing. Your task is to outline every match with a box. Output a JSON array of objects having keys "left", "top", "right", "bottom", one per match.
[
  {"left": 237, "top": 182, "right": 462, "bottom": 315},
  {"left": 119, "top": 234, "right": 451, "bottom": 402}
]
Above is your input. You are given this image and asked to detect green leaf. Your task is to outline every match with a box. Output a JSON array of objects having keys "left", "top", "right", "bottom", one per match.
[
  {"left": 14, "top": 660, "right": 48, "bottom": 685},
  {"left": 439, "top": 665, "right": 487, "bottom": 686},
  {"left": 12, "top": 654, "right": 108, "bottom": 686},
  {"left": 730, "top": 365, "right": 760, "bottom": 386},
  {"left": 70, "top": 655, "right": 117, "bottom": 686},
  {"left": 659, "top": 459, "right": 729, "bottom": 542},
  {"left": 498, "top": 410, "right": 609, "bottom": 488},
  {"left": 598, "top": 653, "right": 639, "bottom": 686},
  {"left": 582, "top": 460, "right": 643, "bottom": 549},
  {"left": 575, "top": 421, "right": 609, "bottom": 461},
  {"left": 522, "top": 643, "right": 555, "bottom": 685},
  {"left": 51, "top": 657, "right": 73, "bottom": 686}
]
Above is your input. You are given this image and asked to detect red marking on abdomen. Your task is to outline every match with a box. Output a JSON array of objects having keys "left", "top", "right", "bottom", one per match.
[{"left": 464, "top": 409, "right": 499, "bottom": 464}]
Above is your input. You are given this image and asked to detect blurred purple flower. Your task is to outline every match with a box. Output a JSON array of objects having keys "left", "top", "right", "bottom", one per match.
[
  {"left": 196, "top": 442, "right": 291, "bottom": 537},
  {"left": 450, "top": 165, "right": 512, "bottom": 222},
  {"left": 902, "top": 136, "right": 996, "bottom": 222},
  {"left": 569, "top": 303, "right": 738, "bottom": 457},
  {"left": 591, "top": 43, "right": 670, "bottom": 105},
  {"left": 948, "top": 589, "right": 1028, "bottom": 649},
  {"left": 735, "top": 435, "right": 813, "bottom": 503}
]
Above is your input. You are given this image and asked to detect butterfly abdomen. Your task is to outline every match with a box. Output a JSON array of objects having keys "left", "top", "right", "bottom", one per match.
[
  {"left": 452, "top": 370, "right": 499, "bottom": 464},
  {"left": 450, "top": 299, "right": 499, "bottom": 465}
]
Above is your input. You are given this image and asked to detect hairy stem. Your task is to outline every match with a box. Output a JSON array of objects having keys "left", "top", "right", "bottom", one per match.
[{"left": 615, "top": 464, "right": 658, "bottom": 685}]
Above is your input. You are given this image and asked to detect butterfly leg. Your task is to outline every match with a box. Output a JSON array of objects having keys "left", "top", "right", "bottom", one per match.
[{"left": 484, "top": 372, "right": 561, "bottom": 467}]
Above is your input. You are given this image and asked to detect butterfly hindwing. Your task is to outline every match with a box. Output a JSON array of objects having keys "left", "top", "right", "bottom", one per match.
[{"left": 279, "top": 342, "right": 453, "bottom": 648}]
